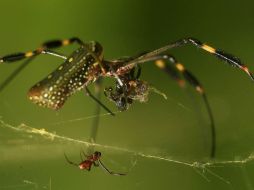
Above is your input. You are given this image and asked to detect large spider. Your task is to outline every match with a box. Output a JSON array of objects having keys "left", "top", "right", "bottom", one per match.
[{"left": 0, "top": 37, "right": 253, "bottom": 158}]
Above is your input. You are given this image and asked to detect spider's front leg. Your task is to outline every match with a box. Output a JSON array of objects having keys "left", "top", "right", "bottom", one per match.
[
  {"left": 0, "top": 37, "right": 84, "bottom": 92},
  {"left": 0, "top": 37, "right": 82, "bottom": 63},
  {"left": 121, "top": 37, "right": 254, "bottom": 81}
]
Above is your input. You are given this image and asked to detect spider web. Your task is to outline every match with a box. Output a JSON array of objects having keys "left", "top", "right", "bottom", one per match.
[
  {"left": 0, "top": 79, "right": 253, "bottom": 190},
  {"left": 0, "top": 116, "right": 254, "bottom": 189}
]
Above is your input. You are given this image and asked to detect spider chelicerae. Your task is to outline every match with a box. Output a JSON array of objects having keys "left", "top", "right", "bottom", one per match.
[{"left": 0, "top": 37, "right": 253, "bottom": 158}]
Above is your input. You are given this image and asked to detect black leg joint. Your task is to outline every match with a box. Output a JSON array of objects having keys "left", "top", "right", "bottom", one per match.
[
  {"left": 1, "top": 53, "right": 26, "bottom": 63},
  {"left": 42, "top": 40, "right": 63, "bottom": 49}
]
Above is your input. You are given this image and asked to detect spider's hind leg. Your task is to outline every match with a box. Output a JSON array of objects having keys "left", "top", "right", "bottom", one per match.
[{"left": 154, "top": 54, "right": 216, "bottom": 158}]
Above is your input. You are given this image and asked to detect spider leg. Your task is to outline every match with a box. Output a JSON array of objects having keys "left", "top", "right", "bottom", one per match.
[
  {"left": 154, "top": 54, "right": 216, "bottom": 158},
  {"left": 130, "top": 65, "right": 142, "bottom": 80},
  {"left": 118, "top": 38, "right": 254, "bottom": 81},
  {"left": 0, "top": 49, "right": 67, "bottom": 93},
  {"left": 90, "top": 78, "right": 103, "bottom": 143},
  {"left": 82, "top": 150, "right": 88, "bottom": 158},
  {"left": 94, "top": 161, "right": 100, "bottom": 167},
  {"left": 155, "top": 59, "right": 185, "bottom": 87},
  {"left": 41, "top": 37, "right": 84, "bottom": 48},
  {"left": 84, "top": 86, "right": 115, "bottom": 116},
  {"left": 97, "top": 159, "right": 126, "bottom": 176},
  {"left": 0, "top": 57, "right": 35, "bottom": 92},
  {"left": 79, "top": 148, "right": 90, "bottom": 161},
  {"left": 41, "top": 38, "right": 105, "bottom": 73},
  {"left": 0, "top": 37, "right": 83, "bottom": 64},
  {"left": 64, "top": 153, "right": 79, "bottom": 167},
  {"left": 118, "top": 54, "right": 216, "bottom": 157},
  {"left": 80, "top": 150, "right": 84, "bottom": 161},
  {"left": 0, "top": 38, "right": 82, "bottom": 92}
]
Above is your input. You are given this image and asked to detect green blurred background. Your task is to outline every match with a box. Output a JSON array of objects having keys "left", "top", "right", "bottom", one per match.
[{"left": 0, "top": 0, "right": 254, "bottom": 189}]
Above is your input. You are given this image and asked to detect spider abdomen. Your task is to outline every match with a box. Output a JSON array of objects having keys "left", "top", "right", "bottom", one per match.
[{"left": 28, "top": 44, "right": 102, "bottom": 110}]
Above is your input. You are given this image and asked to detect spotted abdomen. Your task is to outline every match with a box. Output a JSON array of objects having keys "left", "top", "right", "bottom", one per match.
[{"left": 28, "top": 43, "right": 102, "bottom": 110}]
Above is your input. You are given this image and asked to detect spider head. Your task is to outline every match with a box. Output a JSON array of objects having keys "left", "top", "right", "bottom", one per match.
[{"left": 93, "top": 151, "right": 102, "bottom": 159}]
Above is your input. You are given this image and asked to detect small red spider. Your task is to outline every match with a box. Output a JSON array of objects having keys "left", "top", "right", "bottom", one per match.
[{"left": 64, "top": 151, "right": 126, "bottom": 176}]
